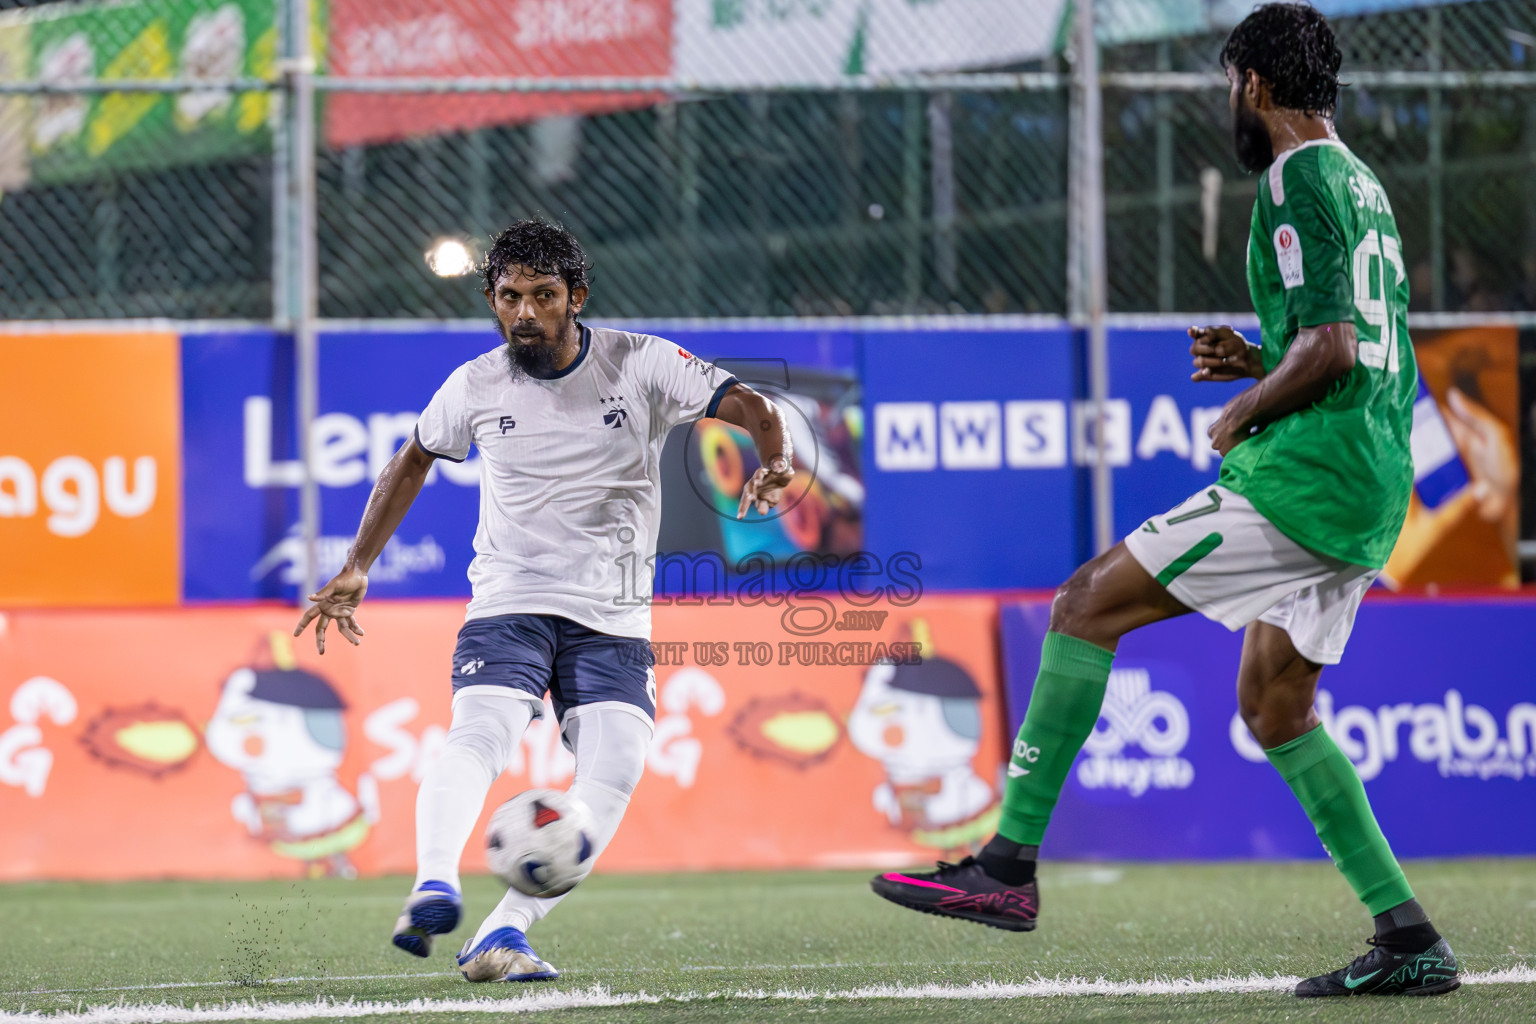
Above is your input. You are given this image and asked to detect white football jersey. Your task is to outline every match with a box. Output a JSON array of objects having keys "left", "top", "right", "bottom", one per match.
[{"left": 415, "top": 325, "right": 738, "bottom": 639}]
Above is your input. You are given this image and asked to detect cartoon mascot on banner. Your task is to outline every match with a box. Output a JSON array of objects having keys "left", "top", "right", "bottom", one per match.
[
  {"left": 847, "top": 620, "right": 1000, "bottom": 852},
  {"left": 206, "top": 633, "right": 379, "bottom": 877}
]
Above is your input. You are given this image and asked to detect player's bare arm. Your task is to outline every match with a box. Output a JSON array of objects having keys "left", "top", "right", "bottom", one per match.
[
  {"left": 293, "top": 437, "right": 435, "bottom": 653},
  {"left": 712, "top": 384, "right": 795, "bottom": 519},
  {"left": 1189, "top": 324, "right": 1266, "bottom": 381},
  {"left": 1206, "top": 320, "right": 1357, "bottom": 456}
]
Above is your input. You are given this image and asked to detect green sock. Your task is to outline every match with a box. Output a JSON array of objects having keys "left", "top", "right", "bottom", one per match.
[
  {"left": 997, "top": 631, "right": 1115, "bottom": 846},
  {"left": 1266, "top": 724, "right": 1414, "bottom": 915}
]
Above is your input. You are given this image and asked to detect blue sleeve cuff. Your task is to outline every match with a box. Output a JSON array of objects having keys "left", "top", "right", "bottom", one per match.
[
  {"left": 705, "top": 377, "right": 740, "bottom": 419},
  {"left": 413, "top": 424, "right": 466, "bottom": 463}
]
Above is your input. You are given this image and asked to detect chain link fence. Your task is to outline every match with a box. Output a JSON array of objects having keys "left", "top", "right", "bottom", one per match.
[
  {"left": 1102, "top": 0, "right": 1536, "bottom": 315},
  {"left": 0, "top": 0, "right": 1532, "bottom": 320}
]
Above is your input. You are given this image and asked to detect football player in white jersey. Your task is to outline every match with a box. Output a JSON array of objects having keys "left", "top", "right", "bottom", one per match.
[{"left": 294, "top": 220, "right": 794, "bottom": 982}]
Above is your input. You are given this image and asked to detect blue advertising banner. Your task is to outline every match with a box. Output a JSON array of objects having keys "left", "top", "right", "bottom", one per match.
[
  {"left": 179, "top": 320, "right": 1508, "bottom": 599},
  {"left": 1104, "top": 325, "right": 1253, "bottom": 539},
  {"left": 180, "top": 324, "right": 864, "bottom": 602},
  {"left": 182, "top": 328, "right": 496, "bottom": 601},
  {"left": 1001, "top": 597, "right": 1536, "bottom": 858},
  {"left": 855, "top": 325, "right": 1258, "bottom": 590},
  {"left": 859, "top": 326, "right": 1086, "bottom": 590}
]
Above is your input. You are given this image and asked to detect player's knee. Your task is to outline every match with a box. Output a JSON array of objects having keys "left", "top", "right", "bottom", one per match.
[
  {"left": 567, "top": 709, "right": 650, "bottom": 798},
  {"left": 1237, "top": 692, "right": 1267, "bottom": 743},
  {"left": 1237, "top": 688, "right": 1310, "bottom": 750},
  {"left": 1049, "top": 566, "right": 1105, "bottom": 639}
]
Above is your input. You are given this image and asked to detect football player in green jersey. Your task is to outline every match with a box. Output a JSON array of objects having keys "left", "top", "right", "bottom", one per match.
[{"left": 871, "top": 3, "right": 1459, "bottom": 998}]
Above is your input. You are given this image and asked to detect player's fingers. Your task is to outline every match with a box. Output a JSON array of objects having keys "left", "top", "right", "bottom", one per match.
[
  {"left": 293, "top": 604, "right": 319, "bottom": 635},
  {"left": 315, "top": 616, "right": 329, "bottom": 655},
  {"left": 337, "top": 618, "right": 362, "bottom": 646},
  {"left": 737, "top": 482, "right": 754, "bottom": 520}
]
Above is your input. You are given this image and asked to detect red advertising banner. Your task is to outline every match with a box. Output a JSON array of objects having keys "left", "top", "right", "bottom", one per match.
[
  {"left": 0, "top": 596, "right": 1004, "bottom": 880},
  {"left": 325, "top": 0, "right": 672, "bottom": 147}
]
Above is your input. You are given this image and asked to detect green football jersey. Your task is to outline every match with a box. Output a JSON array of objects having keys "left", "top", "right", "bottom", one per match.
[{"left": 1217, "top": 139, "right": 1417, "bottom": 569}]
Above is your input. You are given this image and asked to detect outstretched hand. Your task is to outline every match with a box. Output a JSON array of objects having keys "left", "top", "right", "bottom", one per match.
[
  {"left": 737, "top": 456, "right": 795, "bottom": 519},
  {"left": 1189, "top": 324, "right": 1265, "bottom": 382},
  {"left": 293, "top": 566, "right": 369, "bottom": 655}
]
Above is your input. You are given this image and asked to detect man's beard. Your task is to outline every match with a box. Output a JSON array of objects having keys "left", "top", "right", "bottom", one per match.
[
  {"left": 500, "top": 306, "right": 575, "bottom": 381},
  {"left": 1232, "top": 97, "right": 1274, "bottom": 173}
]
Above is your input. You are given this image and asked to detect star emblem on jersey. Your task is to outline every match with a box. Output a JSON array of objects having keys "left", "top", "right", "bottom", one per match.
[{"left": 600, "top": 395, "right": 629, "bottom": 429}]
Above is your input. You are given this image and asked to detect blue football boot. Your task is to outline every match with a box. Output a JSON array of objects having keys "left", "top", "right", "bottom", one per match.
[
  {"left": 390, "top": 880, "right": 462, "bottom": 957},
  {"left": 456, "top": 926, "right": 560, "bottom": 982}
]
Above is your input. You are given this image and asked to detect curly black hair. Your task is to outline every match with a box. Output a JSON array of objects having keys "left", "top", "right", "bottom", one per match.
[
  {"left": 480, "top": 218, "right": 592, "bottom": 296},
  {"left": 1220, "top": 3, "right": 1342, "bottom": 115}
]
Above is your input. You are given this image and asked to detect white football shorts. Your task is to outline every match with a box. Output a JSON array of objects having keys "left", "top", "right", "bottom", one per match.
[{"left": 1123, "top": 485, "right": 1377, "bottom": 665}]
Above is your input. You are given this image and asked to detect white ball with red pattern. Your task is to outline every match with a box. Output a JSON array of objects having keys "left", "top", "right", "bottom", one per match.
[{"left": 485, "top": 788, "right": 596, "bottom": 898}]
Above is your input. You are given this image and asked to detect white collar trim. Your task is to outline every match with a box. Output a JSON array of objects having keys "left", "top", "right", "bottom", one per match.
[{"left": 1268, "top": 138, "right": 1349, "bottom": 206}]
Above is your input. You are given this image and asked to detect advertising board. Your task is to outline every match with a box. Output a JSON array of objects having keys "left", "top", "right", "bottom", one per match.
[
  {"left": 0, "top": 595, "right": 1003, "bottom": 879},
  {"left": 1001, "top": 597, "right": 1536, "bottom": 859}
]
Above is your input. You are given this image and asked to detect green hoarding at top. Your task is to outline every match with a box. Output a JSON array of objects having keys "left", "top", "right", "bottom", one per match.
[{"left": 1, "top": 0, "right": 279, "bottom": 186}]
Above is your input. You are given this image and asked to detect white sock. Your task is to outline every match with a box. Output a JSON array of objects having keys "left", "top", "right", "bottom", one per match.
[
  {"left": 412, "top": 687, "right": 537, "bottom": 892},
  {"left": 470, "top": 706, "right": 651, "bottom": 945}
]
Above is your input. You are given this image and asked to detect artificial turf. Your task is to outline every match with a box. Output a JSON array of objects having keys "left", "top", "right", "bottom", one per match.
[{"left": 2, "top": 860, "right": 1533, "bottom": 1023}]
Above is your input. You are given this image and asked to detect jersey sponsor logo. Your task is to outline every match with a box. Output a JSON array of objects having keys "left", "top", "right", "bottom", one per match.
[
  {"left": 1273, "top": 223, "right": 1304, "bottom": 289},
  {"left": 1231, "top": 688, "right": 1536, "bottom": 783},
  {"left": 677, "top": 348, "right": 693, "bottom": 359},
  {"left": 457, "top": 658, "right": 485, "bottom": 676},
  {"left": 1076, "top": 668, "right": 1194, "bottom": 796},
  {"left": 499, "top": 416, "right": 517, "bottom": 434}
]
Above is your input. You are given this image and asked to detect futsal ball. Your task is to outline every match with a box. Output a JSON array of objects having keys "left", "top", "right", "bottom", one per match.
[{"left": 485, "top": 788, "right": 596, "bottom": 898}]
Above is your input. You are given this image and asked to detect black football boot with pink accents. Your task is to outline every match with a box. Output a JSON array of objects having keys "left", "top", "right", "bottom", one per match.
[{"left": 870, "top": 857, "right": 1038, "bottom": 932}]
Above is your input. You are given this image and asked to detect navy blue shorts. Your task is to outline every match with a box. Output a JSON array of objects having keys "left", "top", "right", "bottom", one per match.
[{"left": 450, "top": 614, "right": 656, "bottom": 724}]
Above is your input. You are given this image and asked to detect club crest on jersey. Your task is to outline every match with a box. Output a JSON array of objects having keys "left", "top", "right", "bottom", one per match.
[
  {"left": 1273, "top": 223, "right": 1304, "bottom": 289},
  {"left": 600, "top": 395, "right": 629, "bottom": 428}
]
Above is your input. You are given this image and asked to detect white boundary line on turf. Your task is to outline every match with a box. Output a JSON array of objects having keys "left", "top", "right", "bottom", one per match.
[
  {"left": 2, "top": 961, "right": 1017, "bottom": 998},
  {"left": 3, "top": 968, "right": 1534, "bottom": 1023}
]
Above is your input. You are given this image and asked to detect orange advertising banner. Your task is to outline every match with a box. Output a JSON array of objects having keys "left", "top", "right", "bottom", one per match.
[
  {"left": 0, "top": 331, "right": 181, "bottom": 606},
  {"left": 1384, "top": 325, "right": 1522, "bottom": 589},
  {"left": 0, "top": 596, "right": 1004, "bottom": 880}
]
